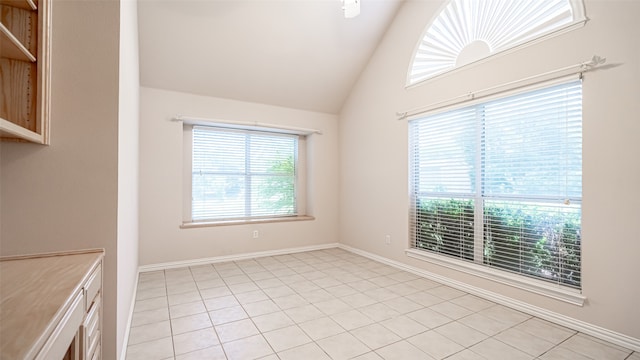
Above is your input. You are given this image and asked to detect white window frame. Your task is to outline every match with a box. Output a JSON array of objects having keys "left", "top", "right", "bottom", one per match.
[
  {"left": 181, "top": 122, "right": 313, "bottom": 228},
  {"left": 407, "top": 78, "right": 586, "bottom": 306}
]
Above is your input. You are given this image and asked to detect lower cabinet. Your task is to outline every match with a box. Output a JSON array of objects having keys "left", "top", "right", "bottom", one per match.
[
  {"left": 0, "top": 249, "right": 104, "bottom": 360},
  {"left": 35, "top": 260, "right": 103, "bottom": 360}
]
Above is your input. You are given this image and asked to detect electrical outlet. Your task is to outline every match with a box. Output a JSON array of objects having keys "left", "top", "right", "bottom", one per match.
[
  {"left": 253, "top": 230, "right": 259, "bottom": 239},
  {"left": 385, "top": 235, "right": 391, "bottom": 245}
]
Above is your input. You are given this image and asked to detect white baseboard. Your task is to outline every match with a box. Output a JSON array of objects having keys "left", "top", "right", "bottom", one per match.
[
  {"left": 119, "top": 271, "right": 139, "bottom": 360},
  {"left": 338, "top": 244, "right": 640, "bottom": 352},
  {"left": 138, "top": 243, "right": 340, "bottom": 272}
]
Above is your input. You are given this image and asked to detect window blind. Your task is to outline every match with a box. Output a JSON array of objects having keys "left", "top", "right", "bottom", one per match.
[
  {"left": 192, "top": 126, "right": 298, "bottom": 221},
  {"left": 407, "top": 0, "right": 586, "bottom": 85},
  {"left": 409, "top": 80, "right": 582, "bottom": 288}
]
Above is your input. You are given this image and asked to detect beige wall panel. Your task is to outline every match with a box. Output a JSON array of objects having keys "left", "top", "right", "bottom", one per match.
[
  {"left": 117, "top": 0, "right": 140, "bottom": 358},
  {"left": 139, "top": 87, "right": 339, "bottom": 266}
]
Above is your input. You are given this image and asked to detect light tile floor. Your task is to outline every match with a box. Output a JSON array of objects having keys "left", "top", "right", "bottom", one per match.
[{"left": 126, "top": 248, "right": 638, "bottom": 360}]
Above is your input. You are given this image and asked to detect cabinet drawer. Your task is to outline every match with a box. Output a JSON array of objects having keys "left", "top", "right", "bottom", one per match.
[
  {"left": 91, "top": 344, "right": 101, "bottom": 360},
  {"left": 82, "top": 296, "right": 101, "bottom": 359},
  {"left": 84, "top": 265, "right": 101, "bottom": 309},
  {"left": 87, "top": 329, "right": 100, "bottom": 360}
]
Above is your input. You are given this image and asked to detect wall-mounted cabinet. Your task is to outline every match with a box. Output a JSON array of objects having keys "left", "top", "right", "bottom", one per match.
[{"left": 0, "top": 0, "right": 51, "bottom": 144}]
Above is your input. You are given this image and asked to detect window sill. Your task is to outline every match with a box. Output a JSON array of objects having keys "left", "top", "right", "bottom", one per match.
[
  {"left": 405, "top": 248, "right": 586, "bottom": 306},
  {"left": 181, "top": 215, "right": 315, "bottom": 229}
]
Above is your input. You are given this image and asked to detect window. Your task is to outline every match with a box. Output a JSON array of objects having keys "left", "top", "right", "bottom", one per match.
[
  {"left": 187, "top": 126, "right": 304, "bottom": 223},
  {"left": 409, "top": 80, "right": 582, "bottom": 289},
  {"left": 407, "top": 0, "right": 587, "bottom": 85}
]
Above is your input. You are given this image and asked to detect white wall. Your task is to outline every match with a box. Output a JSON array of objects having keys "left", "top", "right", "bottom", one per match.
[
  {"left": 0, "top": 1, "right": 122, "bottom": 359},
  {"left": 339, "top": 0, "right": 640, "bottom": 342},
  {"left": 117, "top": 0, "right": 140, "bottom": 358},
  {"left": 139, "top": 87, "right": 339, "bottom": 266}
]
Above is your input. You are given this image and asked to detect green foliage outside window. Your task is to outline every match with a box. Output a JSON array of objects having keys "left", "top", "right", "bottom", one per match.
[
  {"left": 258, "top": 156, "right": 295, "bottom": 214},
  {"left": 415, "top": 198, "right": 581, "bottom": 288},
  {"left": 415, "top": 199, "right": 475, "bottom": 261}
]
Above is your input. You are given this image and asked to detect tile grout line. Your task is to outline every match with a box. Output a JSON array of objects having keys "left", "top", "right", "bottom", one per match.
[
  {"left": 165, "top": 269, "right": 178, "bottom": 360},
  {"left": 195, "top": 264, "right": 229, "bottom": 360}
]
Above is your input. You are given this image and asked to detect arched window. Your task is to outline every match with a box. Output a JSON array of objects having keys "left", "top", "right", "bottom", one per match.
[{"left": 407, "top": 0, "right": 587, "bottom": 86}]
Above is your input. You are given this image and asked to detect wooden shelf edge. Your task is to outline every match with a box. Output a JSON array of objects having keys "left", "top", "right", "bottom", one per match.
[
  {"left": 0, "top": 249, "right": 106, "bottom": 262},
  {"left": 0, "top": 22, "right": 37, "bottom": 62},
  {"left": 0, "top": 117, "right": 44, "bottom": 143},
  {"left": 0, "top": 0, "right": 36, "bottom": 10},
  {"left": 37, "top": 0, "right": 51, "bottom": 144}
]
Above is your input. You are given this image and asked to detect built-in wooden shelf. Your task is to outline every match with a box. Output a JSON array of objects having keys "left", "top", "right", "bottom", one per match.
[{"left": 0, "top": 0, "right": 50, "bottom": 144}]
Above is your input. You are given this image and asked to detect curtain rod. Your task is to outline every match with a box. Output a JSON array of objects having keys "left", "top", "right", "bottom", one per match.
[
  {"left": 171, "top": 115, "right": 323, "bottom": 135},
  {"left": 397, "top": 55, "right": 606, "bottom": 120}
]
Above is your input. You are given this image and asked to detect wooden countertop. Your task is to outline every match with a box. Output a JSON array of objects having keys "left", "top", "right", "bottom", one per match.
[{"left": 0, "top": 249, "right": 104, "bottom": 360}]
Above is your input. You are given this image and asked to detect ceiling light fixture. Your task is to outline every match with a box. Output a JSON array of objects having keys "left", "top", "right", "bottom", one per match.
[{"left": 342, "top": 0, "right": 360, "bottom": 18}]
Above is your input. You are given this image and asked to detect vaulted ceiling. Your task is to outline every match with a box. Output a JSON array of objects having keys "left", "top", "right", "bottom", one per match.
[{"left": 137, "top": 0, "right": 404, "bottom": 114}]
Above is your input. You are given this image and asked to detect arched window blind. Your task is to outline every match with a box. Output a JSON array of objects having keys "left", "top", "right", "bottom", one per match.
[
  {"left": 409, "top": 80, "right": 582, "bottom": 289},
  {"left": 407, "top": 0, "right": 587, "bottom": 85}
]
